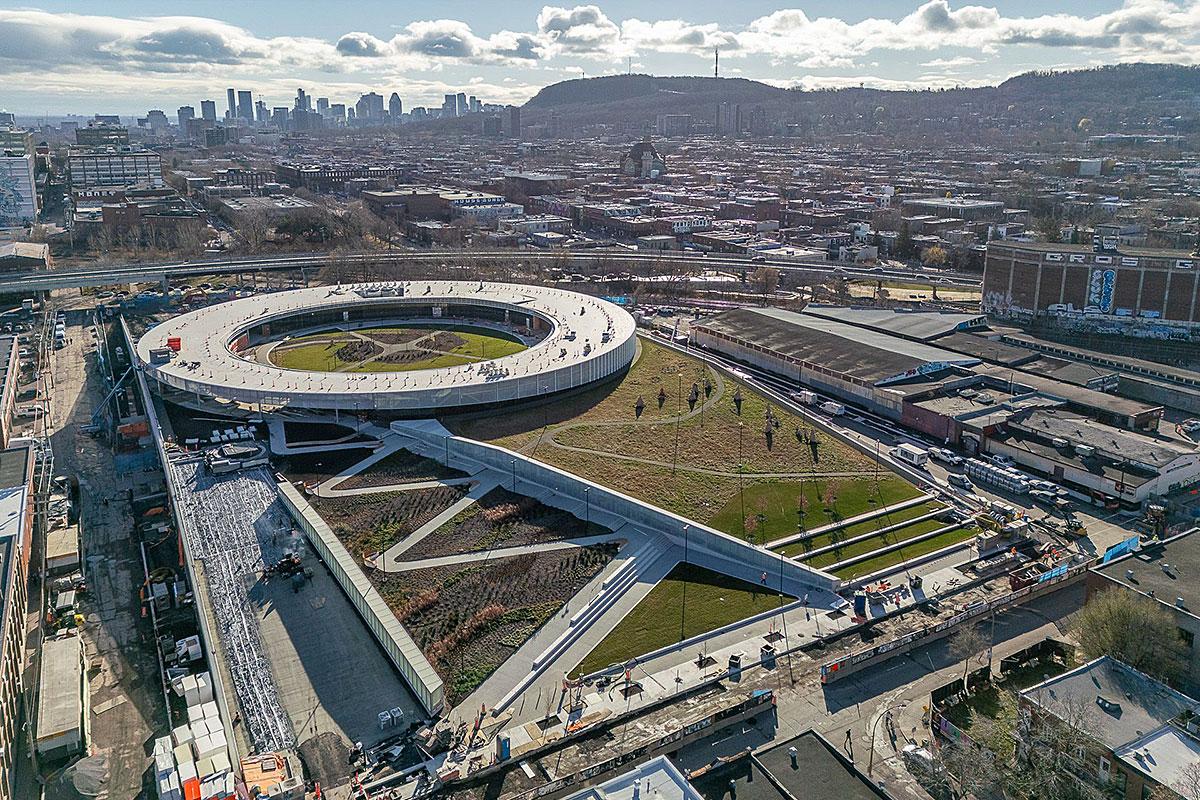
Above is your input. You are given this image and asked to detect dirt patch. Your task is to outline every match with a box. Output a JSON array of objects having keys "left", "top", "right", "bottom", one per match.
[
  {"left": 311, "top": 486, "right": 469, "bottom": 562},
  {"left": 338, "top": 449, "right": 468, "bottom": 490},
  {"left": 399, "top": 487, "right": 606, "bottom": 561},
  {"left": 367, "top": 330, "right": 426, "bottom": 345},
  {"left": 427, "top": 331, "right": 465, "bottom": 351},
  {"left": 378, "top": 349, "right": 438, "bottom": 365},
  {"left": 298, "top": 731, "right": 352, "bottom": 792}
]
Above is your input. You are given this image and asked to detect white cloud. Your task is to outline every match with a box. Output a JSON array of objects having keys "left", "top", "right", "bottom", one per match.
[
  {"left": 536, "top": 5, "right": 623, "bottom": 56},
  {"left": 921, "top": 56, "right": 985, "bottom": 68},
  {"left": 736, "top": 0, "right": 1200, "bottom": 65},
  {"left": 618, "top": 19, "right": 739, "bottom": 55},
  {"left": 1, "top": 1, "right": 1199, "bottom": 113}
]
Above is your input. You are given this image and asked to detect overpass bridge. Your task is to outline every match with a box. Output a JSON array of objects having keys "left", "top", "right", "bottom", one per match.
[{"left": 0, "top": 249, "right": 982, "bottom": 294}]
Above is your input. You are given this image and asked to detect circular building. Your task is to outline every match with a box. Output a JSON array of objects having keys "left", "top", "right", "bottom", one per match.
[{"left": 135, "top": 280, "right": 637, "bottom": 414}]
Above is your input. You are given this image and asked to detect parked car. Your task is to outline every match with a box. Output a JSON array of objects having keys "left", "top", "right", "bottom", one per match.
[
  {"left": 947, "top": 473, "right": 974, "bottom": 491},
  {"left": 989, "top": 453, "right": 1015, "bottom": 467}
]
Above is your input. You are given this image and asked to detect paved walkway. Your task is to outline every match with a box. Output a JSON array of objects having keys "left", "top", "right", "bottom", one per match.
[
  {"left": 454, "top": 534, "right": 680, "bottom": 724},
  {"left": 377, "top": 478, "right": 501, "bottom": 569},
  {"left": 317, "top": 476, "right": 476, "bottom": 497},
  {"left": 388, "top": 533, "right": 621, "bottom": 571}
]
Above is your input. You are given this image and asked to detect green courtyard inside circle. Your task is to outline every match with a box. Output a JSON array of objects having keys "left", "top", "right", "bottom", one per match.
[{"left": 266, "top": 323, "right": 529, "bottom": 373}]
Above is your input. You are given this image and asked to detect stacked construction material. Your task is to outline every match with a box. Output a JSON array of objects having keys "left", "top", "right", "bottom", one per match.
[{"left": 155, "top": 670, "right": 237, "bottom": 800}]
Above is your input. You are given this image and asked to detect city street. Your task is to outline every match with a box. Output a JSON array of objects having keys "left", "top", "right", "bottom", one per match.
[{"left": 42, "top": 303, "right": 168, "bottom": 799}]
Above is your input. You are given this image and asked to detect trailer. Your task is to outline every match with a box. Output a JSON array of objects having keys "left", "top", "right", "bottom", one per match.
[{"left": 891, "top": 443, "right": 929, "bottom": 468}]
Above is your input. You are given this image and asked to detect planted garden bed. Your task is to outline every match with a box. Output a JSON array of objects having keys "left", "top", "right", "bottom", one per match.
[
  {"left": 398, "top": 486, "right": 608, "bottom": 562},
  {"left": 311, "top": 485, "right": 469, "bottom": 563}
]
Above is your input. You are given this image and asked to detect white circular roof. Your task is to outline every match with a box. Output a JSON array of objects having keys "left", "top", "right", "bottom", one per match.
[{"left": 135, "top": 280, "right": 638, "bottom": 412}]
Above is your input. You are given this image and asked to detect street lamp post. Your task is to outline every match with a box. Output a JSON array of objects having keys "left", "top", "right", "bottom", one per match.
[
  {"left": 867, "top": 708, "right": 895, "bottom": 776},
  {"left": 584, "top": 487, "right": 590, "bottom": 528},
  {"left": 672, "top": 372, "right": 682, "bottom": 475},
  {"left": 511, "top": 458, "right": 517, "bottom": 491}
]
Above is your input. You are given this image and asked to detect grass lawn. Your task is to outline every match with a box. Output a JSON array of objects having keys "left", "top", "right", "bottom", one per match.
[
  {"left": 269, "top": 324, "right": 527, "bottom": 372},
  {"left": 270, "top": 341, "right": 351, "bottom": 371},
  {"left": 532, "top": 447, "right": 744, "bottom": 525},
  {"left": 572, "top": 563, "right": 793, "bottom": 676},
  {"left": 710, "top": 477, "right": 924, "bottom": 544},
  {"left": 777, "top": 500, "right": 944, "bottom": 557},
  {"left": 831, "top": 526, "right": 979, "bottom": 580},
  {"left": 446, "top": 340, "right": 910, "bottom": 531}
]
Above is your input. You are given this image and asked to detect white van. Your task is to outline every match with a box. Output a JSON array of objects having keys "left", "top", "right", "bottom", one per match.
[{"left": 819, "top": 401, "right": 845, "bottom": 416}]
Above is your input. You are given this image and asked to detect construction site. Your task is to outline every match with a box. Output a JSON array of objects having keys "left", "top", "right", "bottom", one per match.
[{"left": 12, "top": 273, "right": 1170, "bottom": 800}]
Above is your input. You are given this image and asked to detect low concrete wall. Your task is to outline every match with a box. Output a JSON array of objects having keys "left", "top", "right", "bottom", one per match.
[
  {"left": 391, "top": 419, "right": 840, "bottom": 599},
  {"left": 276, "top": 480, "right": 445, "bottom": 716}
]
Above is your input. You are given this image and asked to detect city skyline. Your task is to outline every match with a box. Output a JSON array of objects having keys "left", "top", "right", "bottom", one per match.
[{"left": 1, "top": 0, "right": 1199, "bottom": 115}]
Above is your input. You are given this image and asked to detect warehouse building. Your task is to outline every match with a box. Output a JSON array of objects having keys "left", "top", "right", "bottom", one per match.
[
  {"left": 690, "top": 306, "right": 980, "bottom": 417},
  {"left": 983, "top": 241, "right": 1200, "bottom": 328},
  {"left": 983, "top": 408, "right": 1200, "bottom": 505}
]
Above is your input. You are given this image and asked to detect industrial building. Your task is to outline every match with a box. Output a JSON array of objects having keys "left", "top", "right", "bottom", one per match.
[
  {"left": 984, "top": 408, "right": 1200, "bottom": 504},
  {"left": 0, "top": 444, "right": 33, "bottom": 800},
  {"left": 0, "top": 149, "right": 38, "bottom": 227},
  {"left": 690, "top": 306, "right": 981, "bottom": 417},
  {"left": 898, "top": 196, "right": 1006, "bottom": 222},
  {"left": 66, "top": 146, "right": 164, "bottom": 197},
  {"left": 691, "top": 306, "right": 1185, "bottom": 506},
  {"left": 983, "top": 240, "right": 1200, "bottom": 328}
]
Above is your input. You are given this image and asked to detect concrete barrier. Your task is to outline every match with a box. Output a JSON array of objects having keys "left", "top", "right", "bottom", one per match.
[
  {"left": 391, "top": 419, "right": 841, "bottom": 601},
  {"left": 276, "top": 480, "right": 445, "bottom": 716}
]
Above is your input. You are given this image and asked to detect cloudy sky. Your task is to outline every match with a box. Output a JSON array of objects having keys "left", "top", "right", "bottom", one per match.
[{"left": 2, "top": 0, "right": 1199, "bottom": 116}]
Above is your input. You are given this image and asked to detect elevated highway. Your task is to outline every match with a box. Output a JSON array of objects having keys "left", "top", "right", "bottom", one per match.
[{"left": 1, "top": 249, "right": 981, "bottom": 294}]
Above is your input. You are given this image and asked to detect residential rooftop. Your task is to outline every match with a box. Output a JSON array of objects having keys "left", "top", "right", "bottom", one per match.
[{"left": 1021, "top": 656, "right": 1198, "bottom": 752}]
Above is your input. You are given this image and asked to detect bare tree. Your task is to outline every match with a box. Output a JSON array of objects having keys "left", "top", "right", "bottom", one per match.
[
  {"left": 239, "top": 209, "right": 270, "bottom": 253},
  {"left": 750, "top": 267, "right": 780, "bottom": 302},
  {"left": 945, "top": 690, "right": 1109, "bottom": 800},
  {"left": 948, "top": 624, "right": 988, "bottom": 688},
  {"left": 1073, "top": 588, "right": 1187, "bottom": 683},
  {"left": 1150, "top": 761, "right": 1200, "bottom": 800}
]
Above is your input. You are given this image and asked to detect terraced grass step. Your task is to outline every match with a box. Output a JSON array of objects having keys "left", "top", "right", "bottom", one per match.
[{"left": 777, "top": 501, "right": 946, "bottom": 558}]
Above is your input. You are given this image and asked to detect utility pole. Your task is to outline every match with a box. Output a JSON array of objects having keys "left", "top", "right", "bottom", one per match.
[{"left": 714, "top": 47, "right": 719, "bottom": 78}]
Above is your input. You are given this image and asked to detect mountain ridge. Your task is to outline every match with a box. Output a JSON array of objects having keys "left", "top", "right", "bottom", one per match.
[{"left": 518, "top": 64, "right": 1200, "bottom": 137}]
